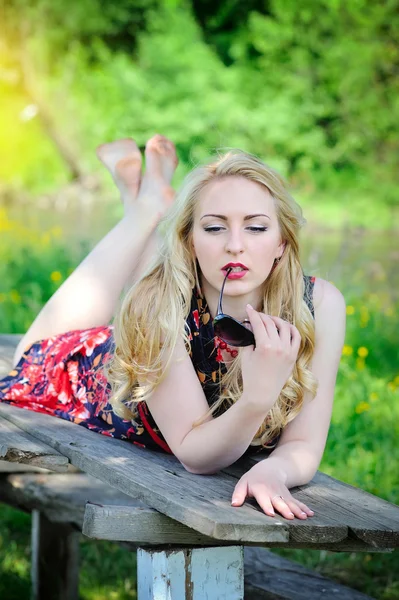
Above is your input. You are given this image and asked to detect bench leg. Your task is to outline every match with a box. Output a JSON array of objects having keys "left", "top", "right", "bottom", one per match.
[
  {"left": 31, "top": 510, "right": 80, "bottom": 600},
  {"left": 137, "top": 545, "right": 244, "bottom": 600}
]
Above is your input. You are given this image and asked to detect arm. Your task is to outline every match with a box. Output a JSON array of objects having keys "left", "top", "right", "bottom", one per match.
[
  {"left": 231, "top": 279, "right": 346, "bottom": 519},
  {"left": 265, "top": 279, "right": 346, "bottom": 486},
  {"left": 144, "top": 336, "right": 273, "bottom": 474}
]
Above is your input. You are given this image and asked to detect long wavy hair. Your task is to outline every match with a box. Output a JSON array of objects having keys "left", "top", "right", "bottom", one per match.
[{"left": 104, "top": 150, "right": 318, "bottom": 448}]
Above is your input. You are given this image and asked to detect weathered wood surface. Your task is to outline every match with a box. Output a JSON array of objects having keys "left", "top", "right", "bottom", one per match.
[
  {"left": 0, "top": 333, "right": 22, "bottom": 377},
  {"left": 0, "top": 470, "right": 389, "bottom": 553},
  {"left": 0, "top": 472, "right": 145, "bottom": 528},
  {"left": 1, "top": 403, "right": 398, "bottom": 550},
  {"left": 0, "top": 416, "right": 69, "bottom": 471},
  {"left": 0, "top": 472, "right": 378, "bottom": 599},
  {"left": 243, "top": 547, "right": 375, "bottom": 600}
]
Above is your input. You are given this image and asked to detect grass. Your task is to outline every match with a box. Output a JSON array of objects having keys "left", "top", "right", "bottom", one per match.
[{"left": 0, "top": 205, "right": 398, "bottom": 598}]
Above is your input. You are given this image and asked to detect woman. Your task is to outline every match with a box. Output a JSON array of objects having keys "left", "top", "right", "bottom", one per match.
[{"left": 0, "top": 134, "right": 346, "bottom": 521}]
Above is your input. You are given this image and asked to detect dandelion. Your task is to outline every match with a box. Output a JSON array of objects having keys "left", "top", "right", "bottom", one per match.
[
  {"left": 10, "top": 290, "right": 21, "bottom": 304},
  {"left": 342, "top": 345, "right": 353, "bottom": 356},
  {"left": 357, "top": 347, "right": 369, "bottom": 358},
  {"left": 346, "top": 305, "right": 355, "bottom": 315},
  {"left": 50, "top": 271, "right": 62, "bottom": 283},
  {"left": 356, "top": 357, "right": 365, "bottom": 370},
  {"left": 355, "top": 402, "right": 370, "bottom": 414}
]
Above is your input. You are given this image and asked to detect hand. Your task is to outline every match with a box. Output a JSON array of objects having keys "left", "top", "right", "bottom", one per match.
[
  {"left": 231, "top": 460, "right": 315, "bottom": 520},
  {"left": 240, "top": 305, "right": 301, "bottom": 408}
]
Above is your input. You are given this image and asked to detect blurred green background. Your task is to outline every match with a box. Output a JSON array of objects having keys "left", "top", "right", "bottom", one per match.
[{"left": 0, "top": 0, "right": 398, "bottom": 598}]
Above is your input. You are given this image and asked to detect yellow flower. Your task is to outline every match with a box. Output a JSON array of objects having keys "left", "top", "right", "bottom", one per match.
[
  {"left": 342, "top": 345, "right": 353, "bottom": 356},
  {"left": 369, "top": 392, "right": 379, "bottom": 402},
  {"left": 346, "top": 305, "right": 355, "bottom": 315},
  {"left": 387, "top": 382, "right": 396, "bottom": 392},
  {"left": 10, "top": 290, "right": 21, "bottom": 304},
  {"left": 50, "top": 271, "right": 62, "bottom": 283},
  {"left": 357, "top": 347, "right": 369, "bottom": 358},
  {"left": 394, "top": 376, "right": 399, "bottom": 386},
  {"left": 356, "top": 357, "right": 365, "bottom": 370},
  {"left": 355, "top": 402, "right": 370, "bottom": 414},
  {"left": 51, "top": 226, "right": 63, "bottom": 239}
]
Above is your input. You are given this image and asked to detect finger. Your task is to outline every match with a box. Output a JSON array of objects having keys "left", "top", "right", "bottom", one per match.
[
  {"left": 285, "top": 500, "right": 309, "bottom": 520},
  {"left": 258, "top": 313, "right": 280, "bottom": 343},
  {"left": 245, "top": 305, "right": 271, "bottom": 346},
  {"left": 231, "top": 479, "right": 248, "bottom": 507},
  {"left": 296, "top": 501, "right": 315, "bottom": 516},
  {"left": 267, "top": 316, "right": 291, "bottom": 347},
  {"left": 271, "top": 495, "right": 295, "bottom": 519},
  {"left": 251, "top": 488, "right": 276, "bottom": 517}
]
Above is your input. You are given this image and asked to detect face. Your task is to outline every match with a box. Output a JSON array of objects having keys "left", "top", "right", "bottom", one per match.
[{"left": 192, "top": 176, "right": 285, "bottom": 304}]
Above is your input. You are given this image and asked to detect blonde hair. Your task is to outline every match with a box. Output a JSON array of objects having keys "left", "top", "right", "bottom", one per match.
[{"left": 104, "top": 150, "right": 318, "bottom": 448}]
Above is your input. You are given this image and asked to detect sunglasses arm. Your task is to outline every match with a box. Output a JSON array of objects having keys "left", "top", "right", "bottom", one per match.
[{"left": 216, "top": 268, "right": 232, "bottom": 316}]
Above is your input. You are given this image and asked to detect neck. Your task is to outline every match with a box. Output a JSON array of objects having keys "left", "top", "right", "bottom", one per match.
[{"left": 200, "top": 275, "right": 262, "bottom": 321}]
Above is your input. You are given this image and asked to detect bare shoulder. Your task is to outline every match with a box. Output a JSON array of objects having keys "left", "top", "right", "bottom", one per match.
[{"left": 312, "top": 277, "right": 346, "bottom": 338}]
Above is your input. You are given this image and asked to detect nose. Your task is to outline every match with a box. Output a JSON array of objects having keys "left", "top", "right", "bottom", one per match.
[{"left": 225, "top": 228, "right": 245, "bottom": 254}]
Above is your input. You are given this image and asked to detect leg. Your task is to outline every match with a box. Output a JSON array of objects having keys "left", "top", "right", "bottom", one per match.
[{"left": 13, "top": 135, "right": 178, "bottom": 366}]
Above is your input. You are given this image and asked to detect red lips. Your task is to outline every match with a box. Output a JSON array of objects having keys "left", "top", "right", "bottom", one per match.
[{"left": 221, "top": 262, "right": 248, "bottom": 270}]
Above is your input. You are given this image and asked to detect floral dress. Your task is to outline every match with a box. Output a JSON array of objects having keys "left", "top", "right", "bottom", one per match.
[{"left": 0, "top": 275, "right": 315, "bottom": 456}]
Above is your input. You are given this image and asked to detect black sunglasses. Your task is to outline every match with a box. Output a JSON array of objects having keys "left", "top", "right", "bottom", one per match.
[{"left": 212, "top": 268, "right": 256, "bottom": 347}]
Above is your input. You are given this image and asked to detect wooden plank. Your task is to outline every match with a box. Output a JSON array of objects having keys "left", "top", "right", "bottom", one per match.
[
  {"left": 243, "top": 547, "right": 376, "bottom": 600},
  {"left": 0, "top": 417, "right": 69, "bottom": 471},
  {"left": 31, "top": 510, "right": 79, "bottom": 600},
  {"left": 0, "top": 472, "right": 144, "bottom": 528},
  {"left": 137, "top": 546, "right": 244, "bottom": 600},
  {"left": 0, "top": 403, "right": 349, "bottom": 546},
  {"left": 82, "top": 503, "right": 392, "bottom": 553}
]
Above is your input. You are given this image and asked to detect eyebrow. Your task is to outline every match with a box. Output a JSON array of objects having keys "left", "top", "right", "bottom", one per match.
[{"left": 200, "top": 213, "right": 270, "bottom": 221}]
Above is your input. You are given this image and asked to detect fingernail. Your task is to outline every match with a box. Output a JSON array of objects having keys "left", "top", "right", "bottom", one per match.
[
  {"left": 309, "top": 510, "right": 315, "bottom": 515},
  {"left": 246, "top": 304, "right": 253, "bottom": 310},
  {"left": 289, "top": 512, "right": 294, "bottom": 517},
  {"left": 231, "top": 498, "right": 240, "bottom": 506},
  {"left": 269, "top": 510, "right": 275, "bottom": 516},
  {"left": 301, "top": 511, "right": 307, "bottom": 516}
]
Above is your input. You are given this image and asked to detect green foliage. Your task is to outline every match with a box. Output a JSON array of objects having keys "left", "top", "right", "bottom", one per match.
[{"left": 1, "top": 0, "right": 398, "bottom": 225}]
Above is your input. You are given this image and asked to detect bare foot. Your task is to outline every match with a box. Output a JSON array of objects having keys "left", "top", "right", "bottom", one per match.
[
  {"left": 136, "top": 134, "right": 179, "bottom": 218},
  {"left": 96, "top": 138, "right": 142, "bottom": 210}
]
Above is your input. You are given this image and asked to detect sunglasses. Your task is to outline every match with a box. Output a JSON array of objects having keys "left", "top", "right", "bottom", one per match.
[{"left": 212, "top": 267, "right": 256, "bottom": 347}]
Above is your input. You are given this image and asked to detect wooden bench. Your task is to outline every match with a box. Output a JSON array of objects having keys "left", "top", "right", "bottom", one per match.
[{"left": 1, "top": 334, "right": 398, "bottom": 599}]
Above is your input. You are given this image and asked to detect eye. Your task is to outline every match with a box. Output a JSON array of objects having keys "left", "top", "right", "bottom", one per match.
[
  {"left": 247, "top": 226, "right": 268, "bottom": 232},
  {"left": 203, "top": 226, "right": 225, "bottom": 233}
]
